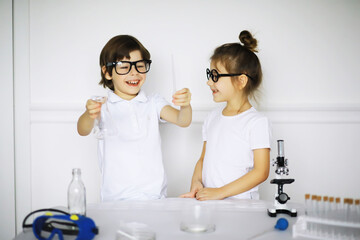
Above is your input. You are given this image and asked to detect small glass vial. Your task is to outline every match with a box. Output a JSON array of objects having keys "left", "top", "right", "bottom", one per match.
[{"left": 68, "top": 168, "right": 86, "bottom": 215}]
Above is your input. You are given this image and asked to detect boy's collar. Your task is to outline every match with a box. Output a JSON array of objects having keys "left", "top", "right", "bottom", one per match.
[{"left": 107, "top": 90, "right": 148, "bottom": 103}]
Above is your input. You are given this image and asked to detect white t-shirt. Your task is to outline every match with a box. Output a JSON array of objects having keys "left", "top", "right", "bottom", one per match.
[
  {"left": 98, "top": 90, "right": 169, "bottom": 201},
  {"left": 202, "top": 107, "right": 271, "bottom": 199}
]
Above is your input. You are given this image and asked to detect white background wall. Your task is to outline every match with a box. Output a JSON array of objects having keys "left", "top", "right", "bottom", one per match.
[
  {"left": 0, "top": 0, "right": 15, "bottom": 240},
  {"left": 1, "top": 0, "right": 360, "bottom": 238}
]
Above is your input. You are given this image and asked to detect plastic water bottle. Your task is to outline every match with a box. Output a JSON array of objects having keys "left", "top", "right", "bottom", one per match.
[{"left": 68, "top": 168, "right": 86, "bottom": 215}]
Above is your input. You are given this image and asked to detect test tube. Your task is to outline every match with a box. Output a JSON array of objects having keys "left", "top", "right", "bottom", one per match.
[
  {"left": 311, "top": 195, "right": 317, "bottom": 217},
  {"left": 336, "top": 197, "right": 345, "bottom": 238},
  {"left": 304, "top": 194, "right": 312, "bottom": 234},
  {"left": 316, "top": 196, "right": 323, "bottom": 236},
  {"left": 308, "top": 195, "right": 317, "bottom": 234},
  {"left": 355, "top": 202, "right": 360, "bottom": 238},
  {"left": 171, "top": 54, "right": 177, "bottom": 95},
  {"left": 344, "top": 198, "right": 350, "bottom": 222},
  {"left": 323, "top": 196, "right": 329, "bottom": 219},
  {"left": 322, "top": 196, "right": 330, "bottom": 238},
  {"left": 355, "top": 199, "right": 360, "bottom": 223},
  {"left": 317, "top": 196, "right": 323, "bottom": 217},
  {"left": 329, "top": 197, "right": 335, "bottom": 219},
  {"left": 335, "top": 197, "right": 341, "bottom": 221},
  {"left": 328, "top": 197, "right": 336, "bottom": 238},
  {"left": 347, "top": 199, "right": 355, "bottom": 239},
  {"left": 305, "top": 194, "right": 311, "bottom": 216},
  {"left": 348, "top": 198, "right": 355, "bottom": 223}
]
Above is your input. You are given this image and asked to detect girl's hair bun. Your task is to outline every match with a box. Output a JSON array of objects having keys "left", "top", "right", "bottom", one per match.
[{"left": 239, "top": 30, "right": 258, "bottom": 52}]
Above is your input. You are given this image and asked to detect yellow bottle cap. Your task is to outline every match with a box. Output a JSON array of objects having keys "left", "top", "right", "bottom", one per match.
[{"left": 70, "top": 214, "right": 79, "bottom": 221}]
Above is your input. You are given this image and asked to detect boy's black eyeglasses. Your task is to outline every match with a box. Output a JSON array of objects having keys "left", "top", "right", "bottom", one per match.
[
  {"left": 107, "top": 60, "right": 152, "bottom": 75},
  {"left": 206, "top": 68, "right": 252, "bottom": 83}
]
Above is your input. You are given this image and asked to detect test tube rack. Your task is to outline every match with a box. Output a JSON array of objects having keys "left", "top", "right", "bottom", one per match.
[
  {"left": 293, "top": 215, "right": 360, "bottom": 239},
  {"left": 293, "top": 195, "right": 360, "bottom": 239}
]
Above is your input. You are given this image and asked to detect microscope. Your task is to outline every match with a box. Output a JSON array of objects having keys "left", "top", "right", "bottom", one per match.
[{"left": 267, "top": 140, "right": 297, "bottom": 217}]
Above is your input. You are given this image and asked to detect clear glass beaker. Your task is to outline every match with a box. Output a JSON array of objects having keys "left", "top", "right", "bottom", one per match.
[{"left": 180, "top": 204, "right": 216, "bottom": 233}]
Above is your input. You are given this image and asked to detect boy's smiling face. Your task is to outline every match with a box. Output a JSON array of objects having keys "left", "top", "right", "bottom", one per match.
[{"left": 104, "top": 50, "right": 146, "bottom": 100}]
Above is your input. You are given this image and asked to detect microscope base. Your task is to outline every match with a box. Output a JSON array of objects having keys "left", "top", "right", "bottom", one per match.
[{"left": 267, "top": 208, "right": 297, "bottom": 217}]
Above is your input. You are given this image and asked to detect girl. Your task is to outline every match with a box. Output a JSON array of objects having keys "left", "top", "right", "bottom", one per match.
[
  {"left": 181, "top": 30, "right": 271, "bottom": 200},
  {"left": 77, "top": 35, "right": 192, "bottom": 201}
]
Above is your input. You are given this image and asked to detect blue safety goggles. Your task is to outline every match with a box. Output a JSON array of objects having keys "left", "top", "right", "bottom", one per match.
[{"left": 22, "top": 208, "right": 98, "bottom": 240}]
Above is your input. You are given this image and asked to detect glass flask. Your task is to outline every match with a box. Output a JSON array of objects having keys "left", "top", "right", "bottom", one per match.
[{"left": 68, "top": 168, "right": 86, "bottom": 215}]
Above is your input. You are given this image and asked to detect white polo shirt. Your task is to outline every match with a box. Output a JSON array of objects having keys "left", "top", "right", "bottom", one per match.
[
  {"left": 202, "top": 107, "right": 271, "bottom": 199},
  {"left": 98, "top": 90, "right": 169, "bottom": 201}
]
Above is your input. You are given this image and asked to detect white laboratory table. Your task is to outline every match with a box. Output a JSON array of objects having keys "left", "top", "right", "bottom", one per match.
[{"left": 15, "top": 198, "right": 308, "bottom": 240}]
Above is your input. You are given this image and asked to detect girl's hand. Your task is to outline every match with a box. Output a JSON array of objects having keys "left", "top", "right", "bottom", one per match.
[
  {"left": 86, "top": 99, "right": 102, "bottom": 119},
  {"left": 179, "top": 191, "right": 196, "bottom": 198},
  {"left": 179, "top": 181, "right": 203, "bottom": 198},
  {"left": 195, "top": 187, "right": 225, "bottom": 201},
  {"left": 172, "top": 88, "right": 191, "bottom": 107}
]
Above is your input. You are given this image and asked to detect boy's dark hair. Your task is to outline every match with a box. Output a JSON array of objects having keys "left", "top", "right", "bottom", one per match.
[
  {"left": 99, "top": 35, "right": 151, "bottom": 90},
  {"left": 211, "top": 30, "right": 262, "bottom": 101}
]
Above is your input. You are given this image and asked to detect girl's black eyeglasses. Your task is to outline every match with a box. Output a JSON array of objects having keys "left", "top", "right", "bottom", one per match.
[
  {"left": 206, "top": 68, "right": 252, "bottom": 83},
  {"left": 107, "top": 60, "right": 152, "bottom": 75}
]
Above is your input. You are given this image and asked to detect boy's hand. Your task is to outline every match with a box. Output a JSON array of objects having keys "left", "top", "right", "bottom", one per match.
[
  {"left": 86, "top": 99, "right": 103, "bottom": 119},
  {"left": 195, "top": 187, "right": 225, "bottom": 201},
  {"left": 172, "top": 88, "right": 191, "bottom": 107}
]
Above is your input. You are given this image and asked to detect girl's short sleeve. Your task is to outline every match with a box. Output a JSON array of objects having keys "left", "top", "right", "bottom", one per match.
[
  {"left": 202, "top": 121, "right": 207, "bottom": 142},
  {"left": 250, "top": 117, "right": 272, "bottom": 150}
]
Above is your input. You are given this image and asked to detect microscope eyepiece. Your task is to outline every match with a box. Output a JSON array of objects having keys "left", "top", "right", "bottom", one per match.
[{"left": 277, "top": 140, "right": 284, "bottom": 157}]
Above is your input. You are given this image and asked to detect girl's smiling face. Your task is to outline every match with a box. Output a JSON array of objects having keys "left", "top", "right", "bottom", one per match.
[
  {"left": 207, "top": 61, "right": 238, "bottom": 103},
  {"left": 104, "top": 50, "right": 146, "bottom": 100}
]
